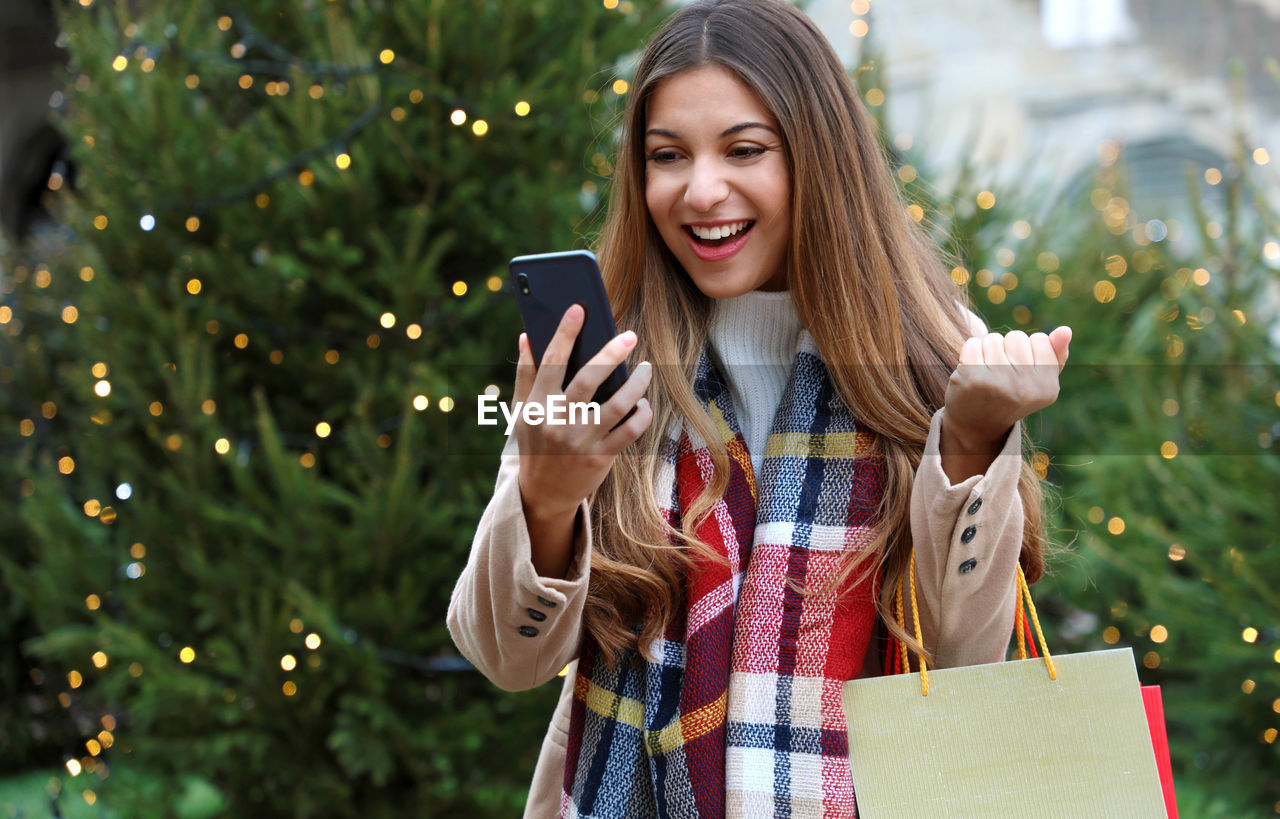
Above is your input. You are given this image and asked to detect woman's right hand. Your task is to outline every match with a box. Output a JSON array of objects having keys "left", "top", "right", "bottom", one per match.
[{"left": 513, "top": 305, "right": 654, "bottom": 576}]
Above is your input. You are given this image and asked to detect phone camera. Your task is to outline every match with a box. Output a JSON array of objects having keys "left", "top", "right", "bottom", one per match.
[{"left": 517, "top": 273, "right": 531, "bottom": 295}]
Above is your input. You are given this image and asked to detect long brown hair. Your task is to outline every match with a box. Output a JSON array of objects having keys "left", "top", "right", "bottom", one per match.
[{"left": 587, "top": 0, "right": 1045, "bottom": 667}]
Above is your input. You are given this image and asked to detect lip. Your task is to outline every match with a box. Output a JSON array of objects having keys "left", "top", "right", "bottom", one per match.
[{"left": 684, "top": 222, "right": 753, "bottom": 262}]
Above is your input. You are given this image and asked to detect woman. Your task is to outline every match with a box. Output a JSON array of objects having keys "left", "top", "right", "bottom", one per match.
[{"left": 448, "top": 0, "right": 1071, "bottom": 815}]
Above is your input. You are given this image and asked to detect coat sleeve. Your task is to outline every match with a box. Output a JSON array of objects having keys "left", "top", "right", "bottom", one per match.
[
  {"left": 908, "top": 408, "right": 1024, "bottom": 669},
  {"left": 447, "top": 434, "right": 592, "bottom": 691}
]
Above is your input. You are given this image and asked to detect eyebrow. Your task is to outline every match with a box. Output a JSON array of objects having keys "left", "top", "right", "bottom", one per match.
[{"left": 644, "top": 122, "right": 778, "bottom": 139}]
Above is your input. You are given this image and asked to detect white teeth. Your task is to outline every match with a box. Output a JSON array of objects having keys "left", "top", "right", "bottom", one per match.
[{"left": 690, "top": 221, "right": 749, "bottom": 240}]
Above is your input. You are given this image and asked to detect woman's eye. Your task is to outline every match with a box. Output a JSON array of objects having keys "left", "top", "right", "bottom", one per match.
[
  {"left": 730, "top": 146, "right": 766, "bottom": 159},
  {"left": 645, "top": 150, "right": 680, "bottom": 163}
]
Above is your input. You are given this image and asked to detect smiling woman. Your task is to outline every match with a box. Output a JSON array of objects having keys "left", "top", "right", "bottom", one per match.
[
  {"left": 449, "top": 0, "right": 1071, "bottom": 816},
  {"left": 642, "top": 65, "right": 792, "bottom": 295}
]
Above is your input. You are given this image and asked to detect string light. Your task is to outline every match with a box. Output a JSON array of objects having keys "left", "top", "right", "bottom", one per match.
[
  {"left": 413, "top": 395, "right": 429, "bottom": 411},
  {"left": 305, "top": 633, "right": 321, "bottom": 649},
  {"left": 472, "top": 120, "right": 489, "bottom": 136},
  {"left": 379, "top": 312, "right": 395, "bottom": 328},
  {"left": 179, "top": 646, "right": 196, "bottom": 663},
  {"left": 850, "top": 19, "right": 869, "bottom": 37},
  {"left": 379, "top": 49, "right": 395, "bottom": 64},
  {"left": 91, "top": 651, "right": 108, "bottom": 669},
  {"left": 515, "top": 101, "right": 530, "bottom": 116},
  {"left": 450, "top": 109, "right": 466, "bottom": 126}
]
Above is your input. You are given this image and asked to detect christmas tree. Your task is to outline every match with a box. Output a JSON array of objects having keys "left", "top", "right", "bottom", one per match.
[
  {"left": 3, "top": 2, "right": 1278, "bottom": 816},
  {"left": 867, "top": 59, "right": 1280, "bottom": 809},
  {"left": 0, "top": 0, "right": 666, "bottom": 814}
]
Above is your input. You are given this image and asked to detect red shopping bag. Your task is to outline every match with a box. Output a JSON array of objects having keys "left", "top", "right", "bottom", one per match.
[{"left": 1142, "top": 685, "right": 1178, "bottom": 818}]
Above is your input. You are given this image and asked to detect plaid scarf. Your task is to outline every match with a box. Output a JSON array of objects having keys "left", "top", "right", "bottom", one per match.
[{"left": 562, "top": 333, "right": 884, "bottom": 818}]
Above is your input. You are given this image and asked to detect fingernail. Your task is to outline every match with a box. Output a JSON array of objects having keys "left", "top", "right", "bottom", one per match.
[{"left": 621, "top": 331, "right": 637, "bottom": 346}]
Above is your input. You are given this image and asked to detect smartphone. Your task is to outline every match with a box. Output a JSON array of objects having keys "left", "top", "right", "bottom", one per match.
[{"left": 508, "top": 250, "right": 629, "bottom": 406}]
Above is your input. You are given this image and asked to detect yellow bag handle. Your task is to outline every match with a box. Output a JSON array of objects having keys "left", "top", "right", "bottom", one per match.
[{"left": 893, "top": 551, "right": 1056, "bottom": 697}]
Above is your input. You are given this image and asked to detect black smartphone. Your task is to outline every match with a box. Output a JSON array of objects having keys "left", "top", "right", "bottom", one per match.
[{"left": 508, "top": 250, "right": 629, "bottom": 406}]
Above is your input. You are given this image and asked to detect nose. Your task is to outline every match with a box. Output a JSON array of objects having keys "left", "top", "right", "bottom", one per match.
[{"left": 683, "top": 158, "right": 730, "bottom": 213}]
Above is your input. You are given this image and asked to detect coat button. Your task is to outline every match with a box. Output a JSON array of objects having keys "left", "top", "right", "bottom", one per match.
[
  {"left": 967, "top": 498, "right": 982, "bottom": 515},
  {"left": 518, "top": 625, "right": 539, "bottom": 637},
  {"left": 527, "top": 608, "right": 547, "bottom": 622},
  {"left": 961, "top": 525, "right": 977, "bottom": 544},
  {"left": 959, "top": 558, "right": 977, "bottom": 574},
  {"left": 536, "top": 596, "right": 557, "bottom": 608}
]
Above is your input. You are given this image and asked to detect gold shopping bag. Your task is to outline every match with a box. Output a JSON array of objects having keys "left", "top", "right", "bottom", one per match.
[{"left": 843, "top": 559, "right": 1168, "bottom": 817}]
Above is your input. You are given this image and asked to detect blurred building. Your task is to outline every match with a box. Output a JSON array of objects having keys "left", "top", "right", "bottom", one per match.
[
  {"left": 808, "top": 0, "right": 1280, "bottom": 226},
  {"left": 0, "top": 0, "right": 63, "bottom": 240}
]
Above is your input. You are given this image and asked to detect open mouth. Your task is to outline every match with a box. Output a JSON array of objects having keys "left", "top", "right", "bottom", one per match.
[{"left": 685, "top": 220, "right": 755, "bottom": 247}]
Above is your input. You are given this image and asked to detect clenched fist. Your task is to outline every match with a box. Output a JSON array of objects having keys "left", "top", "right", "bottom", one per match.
[{"left": 939, "top": 327, "right": 1072, "bottom": 483}]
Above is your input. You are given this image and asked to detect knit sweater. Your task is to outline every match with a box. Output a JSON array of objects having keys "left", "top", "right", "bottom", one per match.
[{"left": 707, "top": 289, "right": 804, "bottom": 476}]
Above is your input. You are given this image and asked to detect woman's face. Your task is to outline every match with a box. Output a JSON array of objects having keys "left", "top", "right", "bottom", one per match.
[{"left": 643, "top": 65, "right": 792, "bottom": 297}]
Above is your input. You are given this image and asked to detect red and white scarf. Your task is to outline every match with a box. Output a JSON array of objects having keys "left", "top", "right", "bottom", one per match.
[{"left": 563, "top": 333, "right": 884, "bottom": 817}]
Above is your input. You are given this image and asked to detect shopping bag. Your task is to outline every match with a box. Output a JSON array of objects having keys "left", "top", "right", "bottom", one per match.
[
  {"left": 1142, "top": 685, "right": 1178, "bottom": 818},
  {"left": 843, "top": 558, "right": 1168, "bottom": 817}
]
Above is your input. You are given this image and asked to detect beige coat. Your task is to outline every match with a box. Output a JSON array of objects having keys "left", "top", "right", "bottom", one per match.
[{"left": 447, "top": 409, "right": 1024, "bottom": 818}]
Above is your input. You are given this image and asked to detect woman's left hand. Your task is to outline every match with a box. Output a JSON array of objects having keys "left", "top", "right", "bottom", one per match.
[{"left": 939, "top": 327, "right": 1072, "bottom": 480}]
